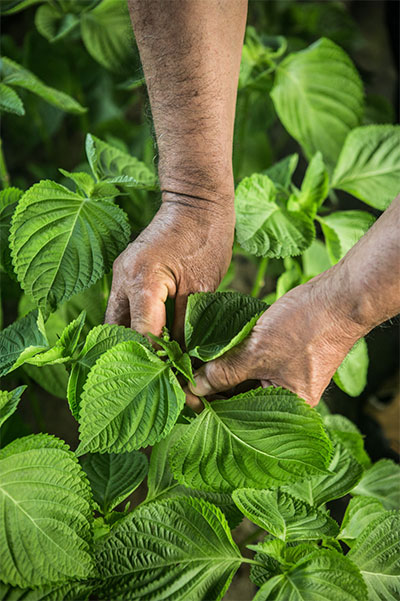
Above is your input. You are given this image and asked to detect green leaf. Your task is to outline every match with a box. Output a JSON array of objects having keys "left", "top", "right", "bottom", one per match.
[
  {"left": 0, "top": 187, "right": 22, "bottom": 275},
  {"left": 339, "top": 496, "right": 386, "bottom": 545},
  {"left": 318, "top": 210, "right": 376, "bottom": 264},
  {"left": 333, "top": 337, "right": 369, "bottom": 397},
  {"left": 324, "top": 414, "right": 371, "bottom": 468},
  {"left": 81, "top": 0, "right": 138, "bottom": 74},
  {"left": 35, "top": 5, "right": 80, "bottom": 43},
  {"left": 284, "top": 441, "right": 363, "bottom": 506},
  {"left": 77, "top": 340, "right": 185, "bottom": 454},
  {"left": 351, "top": 459, "right": 400, "bottom": 510},
  {"left": 348, "top": 511, "right": 400, "bottom": 601},
  {"left": 23, "top": 363, "right": 69, "bottom": 399},
  {"left": 58, "top": 169, "right": 95, "bottom": 197},
  {"left": 332, "top": 125, "right": 400, "bottom": 210},
  {"left": 0, "top": 386, "right": 26, "bottom": 427},
  {"left": 253, "top": 549, "right": 367, "bottom": 601},
  {"left": 82, "top": 451, "right": 147, "bottom": 514},
  {"left": 232, "top": 488, "right": 338, "bottom": 541},
  {"left": 235, "top": 174, "right": 315, "bottom": 258},
  {"left": 170, "top": 387, "right": 331, "bottom": 493},
  {"left": 10, "top": 180, "right": 130, "bottom": 312},
  {"left": 263, "top": 154, "right": 299, "bottom": 189},
  {"left": 271, "top": 37, "right": 363, "bottom": 166},
  {"left": 1, "top": 0, "right": 43, "bottom": 15},
  {"left": 0, "top": 83, "right": 24, "bottom": 115},
  {"left": 0, "top": 433, "right": 94, "bottom": 587},
  {"left": 27, "top": 310, "right": 86, "bottom": 366},
  {"left": 67, "top": 323, "right": 150, "bottom": 420},
  {"left": 95, "top": 497, "right": 241, "bottom": 601},
  {"left": 0, "top": 310, "right": 48, "bottom": 377},
  {"left": 302, "top": 239, "right": 331, "bottom": 278},
  {"left": 0, "top": 580, "right": 92, "bottom": 601},
  {"left": 185, "top": 291, "right": 267, "bottom": 361},
  {"left": 1, "top": 57, "right": 86, "bottom": 114},
  {"left": 85, "top": 134, "right": 158, "bottom": 190},
  {"left": 145, "top": 425, "right": 242, "bottom": 528},
  {"left": 293, "top": 152, "right": 329, "bottom": 216},
  {"left": 148, "top": 330, "right": 194, "bottom": 383}
]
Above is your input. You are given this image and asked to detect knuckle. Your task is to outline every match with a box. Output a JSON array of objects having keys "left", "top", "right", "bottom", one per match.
[{"left": 207, "top": 360, "right": 235, "bottom": 390}]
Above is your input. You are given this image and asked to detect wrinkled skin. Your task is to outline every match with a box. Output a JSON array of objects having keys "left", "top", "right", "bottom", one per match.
[
  {"left": 186, "top": 267, "right": 365, "bottom": 409},
  {"left": 105, "top": 193, "right": 235, "bottom": 341}
]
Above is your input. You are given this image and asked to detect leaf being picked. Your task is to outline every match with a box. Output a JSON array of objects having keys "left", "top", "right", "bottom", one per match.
[
  {"left": 170, "top": 387, "right": 331, "bottom": 493},
  {"left": 232, "top": 488, "right": 338, "bottom": 541},
  {"left": 235, "top": 174, "right": 315, "bottom": 258},
  {"left": 332, "top": 125, "right": 400, "bottom": 210},
  {"left": 77, "top": 340, "right": 185, "bottom": 454},
  {"left": 185, "top": 291, "right": 267, "bottom": 361},
  {"left": 82, "top": 451, "right": 148, "bottom": 514},
  {"left": 0, "top": 310, "right": 48, "bottom": 377},
  {"left": 351, "top": 459, "right": 400, "bottom": 510},
  {"left": 94, "top": 497, "right": 241, "bottom": 601},
  {"left": 339, "top": 496, "right": 386, "bottom": 545},
  {"left": 0, "top": 386, "right": 26, "bottom": 428},
  {"left": 0, "top": 433, "right": 94, "bottom": 588}
]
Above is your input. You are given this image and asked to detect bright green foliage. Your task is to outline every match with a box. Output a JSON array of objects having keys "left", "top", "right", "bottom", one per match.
[
  {"left": 332, "top": 125, "right": 400, "bottom": 209},
  {"left": 235, "top": 174, "right": 315, "bottom": 258},
  {"left": 0, "top": 386, "right": 26, "bottom": 427},
  {"left": 0, "top": 187, "right": 22, "bottom": 274},
  {"left": 185, "top": 291, "right": 267, "bottom": 361},
  {"left": 0, "top": 434, "right": 93, "bottom": 587},
  {"left": 232, "top": 488, "right": 339, "bottom": 541},
  {"left": 324, "top": 413, "right": 371, "bottom": 468},
  {"left": 318, "top": 210, "right": 376, "bottom": 264},
  {"left": 0, "top": 310, "right": 48, "bottom": 377},
  {"left": 302, "top": 239, "right": 331, "bottom": 278},
  {"left": 253, "top": 548, "right": 367, "bottom": 601},
  {"left": 0, "top": 57, "right": 86, "bottom": 114},
  {"left": 26, "top": 310, "right": 85, "bottom": 366},
  {"left": 0, "top": 83, "right": 24, "bottom": 116},
  {"left": 249, "top": 539, "right": 318, "bottom": 586},
  {"left": 291, "top": 152, "right": 329, "bottom": 217},
  {"left": 82, "top": 451, "right": 148, "bottom": 514},
  {"left": 35, "top": 4, "right": 80, "bottom": 44},
  {"left": 263, "top": 154, "right": 299, "bottom": 189},
  {"left": 77, "top": 340, "right": 185, "bottom": 454},
  {"left": 333, "top": 337, "right": 369, "bottom": 397},
  {"left": 339, "top": 496, "right": 386, "bottom": 545},
  {"left": 348, "top": 511, "right": 400, "bottom": 601},
  {"left": 67, "top": 323, "right": 149, "bottom": 419},
  {"left": 351, "top": 459, "right": 400, "bottom": 510},
  {"left": 95, "top": 497, "right": 242, "bottom": 601},
  {"left": 10, "top": 180, "right": 130, "bottom": 311},
  {"left": 0, "top": 580, "right": 92, "bottom": 601},
  {"left": 86, "top": 134, "right": 158, "bottom": 190},
  {"left": 284, "top": 441, "right": 363, "bottom": 506},
  {"left": 149, "top": 329, "right": 194, "bottom": 383},
  {"left": 271, "top": 38, "right": 363, "bottom": 165},
  {"left": 239, "top": 27, "right": 286, "bottom": 91},
  {"left": 170, "top": 388, "right": 331, "bottom": 493},
  {"left": 1, "top": 0, "right": 43, "bottom": 15}
]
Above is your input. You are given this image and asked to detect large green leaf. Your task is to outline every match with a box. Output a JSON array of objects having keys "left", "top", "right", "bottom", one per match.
[
  {"left": 81, "top": 0, "right": 138, "bottom": 74},
  {"left": 85, "top": 134, "right": 157, "bottom": 190},
  {"left": 232, "top": 488, "right": 338, "bottom": 541},
  {"left": 77, "top": 340, "right": 185, "bottom": 454},
  {"left": 145, "top": 425, "right": 242, "bottom": 528},
  {"left": 271, "top": 38, "right": 363, "bottom": 166},
  {"left": 0, "top": 310, "right": 48, "bottom": 377},
  {"left": 284, "top": 441, "right": 363, "bottom": 506},
  {"left": 10, "top": 180, "right": 130, "bottom": 312},
  {"left": 339, "top": 496, "right": 386, "bottom": 545},
  {"left": 0, "top": 187, "right": 22, "bottom": 274},
  {"left": 67, "top": 323, "right": 149, "bottom": 420},
  {"left": 254, "top": 548, "right": 367, "bottom": 601},
  {"left": 184, "top": 291, "right": 267, "bottom": 361},
  {"left": 23, "top": 363, "right": 69, "bottom": 399},
  {"left": 332, "top": 125, "right": 400, "bottom": 210},
  {"left": 235, "top": 174, "right": 315, "bottom": 258},
  {"left": 0, "top": 83, "right": 24, "bottom": 115},
  {"left": 170, "top": 388, "right": 331, "bottom": 493},
  {"left": 95, "top": 497, "right": 241, "bottom": 601},
  {"left": 82, "top": 451, "right": 147, "bottom": 514},
  {"left": 0, "top": 386, "right": 26, "bottom": 427},
  {"left": 0, "top": 434, "right": 94, "bottom": 588},
  {"left": 348, "top": 511, "right": 400, "bottom": 601},
  {"left": 0, "top": 57, "right": 86, "bottom": 114},
  {"left": 351, "top": 459, "right": 400, "bottom": 510},
  {"left": 324, "top": 414, "right": 370, "bottom": 468},
  {"left": 318, "top": 210, "right": 376, "bottom": 264},
  {"left": 0, "top": 580, "right": 92, "bottom": 601}
]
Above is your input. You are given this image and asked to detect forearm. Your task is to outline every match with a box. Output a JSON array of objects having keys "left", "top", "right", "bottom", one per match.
[{"left": 127, "top": 0, "right": 247, "bottom": 207}]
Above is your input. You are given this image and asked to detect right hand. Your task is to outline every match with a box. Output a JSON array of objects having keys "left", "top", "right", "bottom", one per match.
[{"left": 105, "top": 192, "right": 235, "bottom": 340}]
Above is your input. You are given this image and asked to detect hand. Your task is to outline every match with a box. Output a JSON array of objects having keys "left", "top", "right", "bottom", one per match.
[
  {"left": 187, "top": 266, "right": 366, "bottom": 408},
  {"left": 105, "top": 193, "right": 235, "bottom": 339}
]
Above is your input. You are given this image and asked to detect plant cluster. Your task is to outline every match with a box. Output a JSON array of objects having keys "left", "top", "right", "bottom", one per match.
[{"left": 1, "top": 1, "right": 399, "bottom": 600}]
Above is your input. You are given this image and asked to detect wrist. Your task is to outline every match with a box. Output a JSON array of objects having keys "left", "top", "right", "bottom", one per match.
[{"left": 160, "top": 187, "right": 235, "bottom": 226}]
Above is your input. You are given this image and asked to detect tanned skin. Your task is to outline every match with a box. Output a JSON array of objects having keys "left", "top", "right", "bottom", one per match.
[{"left": 106, "top": 0, "right": 400, "bottom": 408}]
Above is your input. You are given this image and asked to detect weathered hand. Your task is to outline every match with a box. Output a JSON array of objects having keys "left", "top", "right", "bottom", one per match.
[
  {"left": 188, "top": 265, "right": 366, "bottom": 408},
  {"left": 105, "top": 193, "right": 235, "bottom": 339}
]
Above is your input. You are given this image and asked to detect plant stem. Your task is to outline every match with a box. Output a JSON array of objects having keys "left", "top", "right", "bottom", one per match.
[
  {"left": 0, "top": 137, "right": 10, "bottom": 189},
  {"left": 251, "top": 257, "right": 269, "bottom": 298}
]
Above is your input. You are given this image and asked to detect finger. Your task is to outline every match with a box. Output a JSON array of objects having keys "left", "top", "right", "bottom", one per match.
[
  {"left": 188, "top": 350, "right": 253, "bottom": 397},
  {"left": 128, "top": 282, "right": 169, "bottom": 337},
  {"left": 183, "top": 386, "right": 204, "bottom": 413},
  {"left": 105, "top": 289, "right": 131, "bottom": 327},
  {"left": 172, "top": 293, "right": 188, "bottom": 345}
]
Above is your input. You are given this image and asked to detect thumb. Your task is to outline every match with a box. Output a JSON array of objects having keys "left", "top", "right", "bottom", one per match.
[{"left": 188, "top": 350, "right": 252, "bottom": 397}]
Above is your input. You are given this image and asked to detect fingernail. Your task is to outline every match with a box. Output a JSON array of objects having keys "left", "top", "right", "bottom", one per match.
[{"left": 188, "top": 374, "right": 212, "bottom": 396}]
